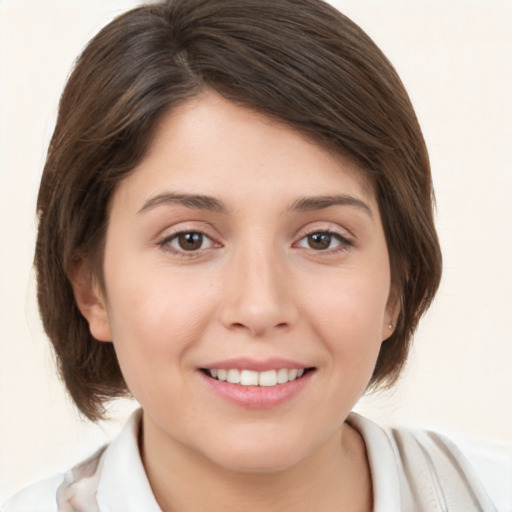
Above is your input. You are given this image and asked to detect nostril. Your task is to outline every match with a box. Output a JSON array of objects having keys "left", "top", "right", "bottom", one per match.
[{"left": 219, "top": 295, "right": 298, "bottom": 336}]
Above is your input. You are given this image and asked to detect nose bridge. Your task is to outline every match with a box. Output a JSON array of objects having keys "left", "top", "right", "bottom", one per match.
[{"left": 219, "top": 236, "right": 296, "bottom": 336}]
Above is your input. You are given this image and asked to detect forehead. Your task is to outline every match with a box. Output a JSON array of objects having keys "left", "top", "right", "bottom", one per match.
[{"left": 113, "top": 91, "right": 376, "bottom": 213}]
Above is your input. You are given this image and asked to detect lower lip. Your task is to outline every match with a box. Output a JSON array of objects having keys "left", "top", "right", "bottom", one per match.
[{"left": 199, "top": 371, "right": 313, "bottom": 409}]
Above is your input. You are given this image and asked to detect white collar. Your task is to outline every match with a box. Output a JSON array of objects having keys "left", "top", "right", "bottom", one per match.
[
  {"left": 97, "top": 409, "right": 161, "bottom": 512},
  {"left": 347, "top": 412, "right": 402, "bottom": 511},
  {"left": 94, "top": 410, "right": 402, "bottom": 512}
]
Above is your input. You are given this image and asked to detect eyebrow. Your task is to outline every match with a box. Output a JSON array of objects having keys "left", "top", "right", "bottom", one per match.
[
  {"left": 138, "top": 192, "right": 227, "bottom": 214},
  {"left": 138, "top": 191, "right": 372, "bottom": 218},
  {"left": 289, "top": 194, "right": 373, "bottom": 218}
]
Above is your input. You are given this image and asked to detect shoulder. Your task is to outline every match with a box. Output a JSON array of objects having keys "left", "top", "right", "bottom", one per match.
[
  {"left": 1, "top": 446, "right": 107, "bottom": 512},
  {"left": 1, "top": 409, "right": 158, "bottom": 512},
  {"left": 1, "top": 473, "right": 64, "bottom": 512},
  {"left": 348, "top": 413, "right": 511, "bottom": 512},
  {"left": 390, "top": 427, "right": 510, "bottom": 511},
  {"left": 440, "top": 432, "right": 512, "bottom": 512}
]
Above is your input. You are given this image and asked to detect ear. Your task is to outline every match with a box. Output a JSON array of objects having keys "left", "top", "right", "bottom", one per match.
[
  {"left": 381, "top": 287, "right": 401, "bottom": 341},
  {"left": 68, "top": 260, "right": 113, "bottom": 342}
]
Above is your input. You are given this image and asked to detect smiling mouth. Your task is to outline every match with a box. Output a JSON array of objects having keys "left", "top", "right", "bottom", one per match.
[{"left": 202, "top": 368, "right": 314, "bottom": 387}]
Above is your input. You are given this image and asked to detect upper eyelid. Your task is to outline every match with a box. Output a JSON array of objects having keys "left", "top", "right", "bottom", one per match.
[
  {"left": 295, "top": 222, "right": 354, "bottom": 240},
  {"left": 295, "top": 231, "right": 353, "bottom": 246},
  {"left": 293, "top": 224, "right": 356, "bottom": 252},
  {"left": 161, "top": 230, "right": 211, "bottom": 240},
  {"left": 156, "top": 221, "right": 219, "bottom": 240},
  {"left": 300, "top": 226, "right": 349, "bottom": 236},
  {"left": 154, "top": 221, "right": 354, "bottom": 245},
  {"left": 159, "top": 229, "right": 216, "bottom": 245},
  {"left": 157, "top": 231, "right": 220, "bottom": 258},
  {"left": 155, "top": 224, "right": 218, "bottom": 249}
]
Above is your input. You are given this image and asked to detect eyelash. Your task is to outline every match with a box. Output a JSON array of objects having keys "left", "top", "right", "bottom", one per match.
[
  {"left": 156, "top": 228, "right": 353, "bottom": 257},
  {"left": 294, "top": 229, "right": 353, "bottom": 254},
  {"left": 157, "top": 230, "right": 218, "bottom": 256}
]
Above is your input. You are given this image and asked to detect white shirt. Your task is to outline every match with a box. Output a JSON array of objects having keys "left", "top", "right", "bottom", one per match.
[{"left": 3, "top": 410, "right": 510, "bottom": 511}]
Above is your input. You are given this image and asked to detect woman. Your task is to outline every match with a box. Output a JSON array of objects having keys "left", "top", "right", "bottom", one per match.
[{"left": 2, "top": 0, "right": 509, "bottom": 510}]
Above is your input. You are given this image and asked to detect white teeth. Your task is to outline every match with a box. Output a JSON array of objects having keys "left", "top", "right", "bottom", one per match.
[
  {"left": 259, "top": 370, "right": 277, "bottom": 387},
  {"left": 207, "top": 368, "right": 307, "bottom": 386},
  {"left": 276, "top": 368, "right": 289, "bottom": 384},
  {"left": 227, "top": 369, "right": 240, "bottom": 384},
  {"left": 240, "top": 370, "right": 259, "bottom": 386}
]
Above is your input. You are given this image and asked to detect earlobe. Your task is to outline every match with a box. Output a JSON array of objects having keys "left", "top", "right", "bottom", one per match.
[
  {"left": 382, "top": 320, "right": 395, "bottom": 341},
  {"left": 68, "top": 260, "right": 113, "bottom": 342},
  {"left": 382, "top": 288, "right": 401, "bottom": 341}
]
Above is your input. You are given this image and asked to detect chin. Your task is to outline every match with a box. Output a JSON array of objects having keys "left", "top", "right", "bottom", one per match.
[
  {"left": 215, "top": 448, "right": 304, "bottom": 474},
  {"left": 201, "top": 429, "right": 315, "bottom": 474}
]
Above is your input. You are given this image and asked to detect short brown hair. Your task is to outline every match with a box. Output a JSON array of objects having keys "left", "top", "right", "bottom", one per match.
[{"left": 35, "top": 0, "right": 442, "bottom": 421}]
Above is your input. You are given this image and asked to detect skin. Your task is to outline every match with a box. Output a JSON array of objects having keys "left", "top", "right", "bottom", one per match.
[{"left": 75, "top": 91, "right": 397, "bottom": 512}]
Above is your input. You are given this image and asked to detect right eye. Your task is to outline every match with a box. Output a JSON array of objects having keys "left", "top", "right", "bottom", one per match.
[
  {"left": 295, "top": 230, "right": 352, "bottom": 252},
  {"left": 159, "top": 231, "right": 215, "bottom": 254}
]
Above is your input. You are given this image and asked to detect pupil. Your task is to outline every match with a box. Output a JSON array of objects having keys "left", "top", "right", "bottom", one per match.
[
  {"left": 178, "top": 232, "right": 203, "bottom": 250},
  {"left": 308, "top": 233, "right": 331, "bottom": 250}
]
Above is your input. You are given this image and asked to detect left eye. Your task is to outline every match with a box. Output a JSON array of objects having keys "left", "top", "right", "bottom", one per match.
[
  {"left": 297, "top": 232, "right": 347, "bottom": 251},
  {"left": 164, "top": 231, "right": 214, "bottom": 252}
]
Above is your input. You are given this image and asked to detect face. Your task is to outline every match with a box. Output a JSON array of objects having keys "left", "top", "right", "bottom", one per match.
[{"left": 86, "top": 91, "right": 395, "bottom": 473}]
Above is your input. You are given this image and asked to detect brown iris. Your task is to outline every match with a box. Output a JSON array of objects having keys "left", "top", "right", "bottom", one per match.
[
  {"left": 307, "top": 232, "right": 333, "bottom": 250},
  {"left": 177, "top": 232, "right": 204, "bottom": 251}
]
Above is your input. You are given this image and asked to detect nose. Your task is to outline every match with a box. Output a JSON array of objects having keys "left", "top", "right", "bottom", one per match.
[{"left": 218, "top": 243, "right": 298, "bottom": 337}]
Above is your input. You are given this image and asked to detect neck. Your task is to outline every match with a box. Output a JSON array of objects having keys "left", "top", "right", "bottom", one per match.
[{"left": 140, "top": 415, "right": 372, "bottom": 512}]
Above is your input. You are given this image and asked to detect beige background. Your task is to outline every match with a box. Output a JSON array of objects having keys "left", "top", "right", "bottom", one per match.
[{"left": 1, "top": 0, "right": 511, "bottom": 503}]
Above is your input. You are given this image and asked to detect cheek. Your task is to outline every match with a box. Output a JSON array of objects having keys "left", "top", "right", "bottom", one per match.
[
  {"left": 301, "top": 266, "right": 390, "bottom": 382},
  {"left": 102, "top": 261, "right": 217, "bottom": 388},
  {"left": 307, "top": 274, "right": 389, "bottom": 336},
  {"left": 108, "top": 281, "right": 211, "bottom": 344}
]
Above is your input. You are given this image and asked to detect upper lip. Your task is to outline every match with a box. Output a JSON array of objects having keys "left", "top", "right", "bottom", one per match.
[{"left": 201, "top": 357, "right": 311, "bottom": 372}]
